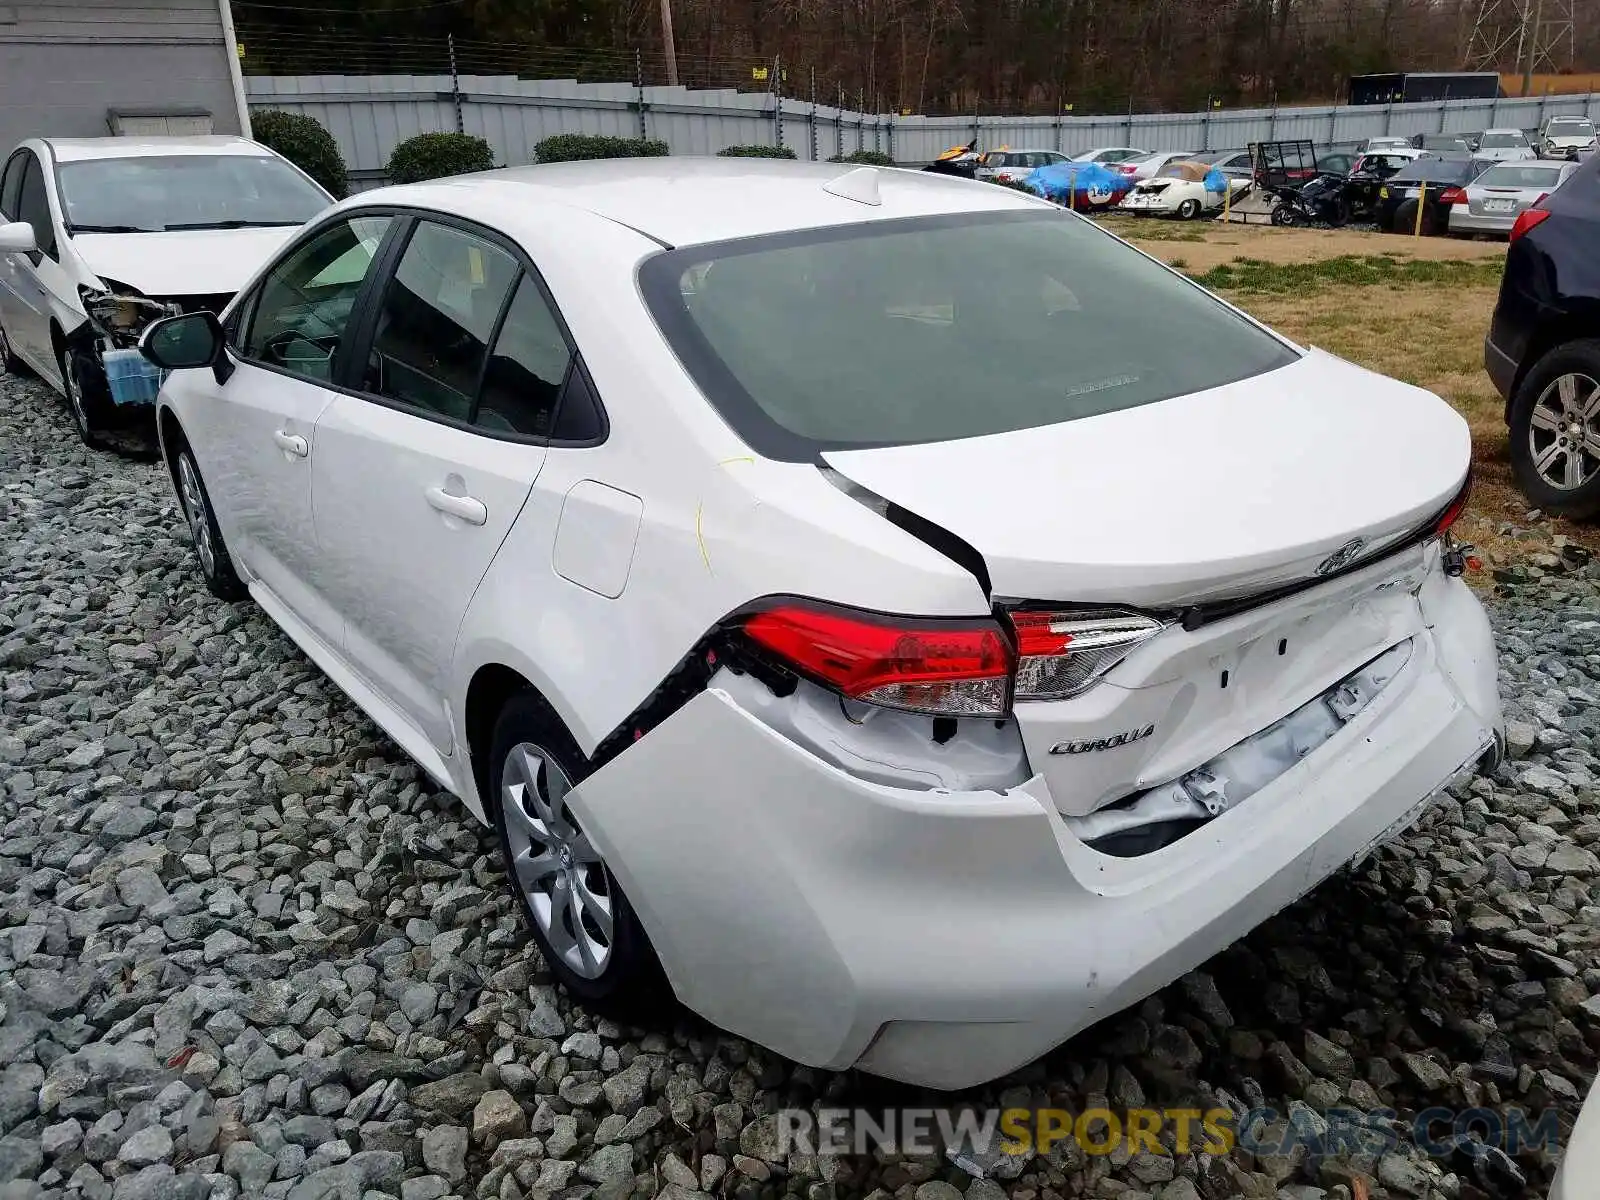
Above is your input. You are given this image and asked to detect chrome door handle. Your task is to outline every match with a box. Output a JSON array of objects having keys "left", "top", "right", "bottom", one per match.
[
  {"left": 272, "top": 430, "right": 308, "bottom": 457},
  {"left": 425, "top": 486, "right": 487, "bottom": 526}
]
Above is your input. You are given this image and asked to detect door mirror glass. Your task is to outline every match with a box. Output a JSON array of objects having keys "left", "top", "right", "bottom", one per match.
[
  {"left": 141, "top": 312, "right": 222, "bottom": 370},
  {"left": 0, "top": 221, "right": 35, "bottom": 255}
]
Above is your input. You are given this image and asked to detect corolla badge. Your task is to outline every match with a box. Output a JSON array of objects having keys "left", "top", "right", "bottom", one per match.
[
  {"left": 1050, "top": 724, "right": 1156, "bottom": 755},
  {"left": 1314, "top": 537, "right": 1367, "bottom": 576}
]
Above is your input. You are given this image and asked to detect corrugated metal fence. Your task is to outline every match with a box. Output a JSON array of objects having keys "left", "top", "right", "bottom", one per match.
[{"left": 245, "top": 73, "right": 1600, "bottom": 188}]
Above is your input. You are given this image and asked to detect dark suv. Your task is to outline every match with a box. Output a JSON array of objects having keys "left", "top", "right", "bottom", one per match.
[{"left": 1485, "top": 151, "right": 1600, "bottom": 518}]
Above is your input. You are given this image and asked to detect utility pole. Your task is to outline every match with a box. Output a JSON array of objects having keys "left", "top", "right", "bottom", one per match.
[
  {"left": 1520, "top": 0, "right": 1542, "bottom": 95},
  {"left": 659, "top": 0, "right": 679, "bottom": 87}
]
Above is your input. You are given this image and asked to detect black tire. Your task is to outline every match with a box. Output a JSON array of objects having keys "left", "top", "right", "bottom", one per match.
[
  {"left": 1508, "top": 339, "right": 1600, "bottom": 520},
  {"left": 490, "top": 691, "right": 665, "bottom": 1012},
  {"left": 60, "top": 346, "right": 113, "bottom": 448},
  {"left": 173, "top": 446, "right": 247, "bottom": 600},
  {"left": 0, "top": 320, "right": 26, "bottom": 377},
  {"left": 1269, "top": 202, "right": 1297, "bottom": 227},
  {"left": 1177, "top": 198, "right": 1201, "bottom": 220},
  {"left": 1390, "top": 200, "right": 1436, "bottom": 236}
]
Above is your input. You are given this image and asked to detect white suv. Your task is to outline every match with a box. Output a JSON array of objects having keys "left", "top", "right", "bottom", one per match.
[{"left": 139, "top": 159, "right": 1504, "bottom": 1089}]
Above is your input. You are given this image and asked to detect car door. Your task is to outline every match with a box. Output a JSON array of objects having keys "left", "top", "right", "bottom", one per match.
[
  {"left": 0, "top": 150, "right": 66, "bottom": 375},
  {"left": 0, "top": 151, "right": 27, "bottom": 359},
  {"left": 310, "top": 215, "right": 563, "bottom": 754},
  {"left": 183, "top": 211, "right": 397, "bottom": 649}
]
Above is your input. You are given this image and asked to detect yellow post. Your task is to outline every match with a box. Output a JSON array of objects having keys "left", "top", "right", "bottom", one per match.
[
  {"left": 1224, "top": 180, "right": 1231, "bottom": 223},
  {"left": 1413, "top": 182, "right": 1427, "bottom": 236},
  {"left": 1069, "top": 169, "right": 1076, "bottom": 211}
]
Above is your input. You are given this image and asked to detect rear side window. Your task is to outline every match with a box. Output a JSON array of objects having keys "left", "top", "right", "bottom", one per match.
[
  {"left": 642, "top": 211, "right": 1298, "bottom": 460},
  {"left": 475, "top": 275, "right": 573, "bottom": 436},
  {"left": 363, "top": 220, "right": 520, "bottom": 422}
]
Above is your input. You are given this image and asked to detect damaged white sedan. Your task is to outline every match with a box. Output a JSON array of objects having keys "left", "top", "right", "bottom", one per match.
[
  {"left": 0, "top": 135, "right": 331, "bottom": 446},
  {"left": 141, "top": 158, "right": 1504, "bottom": 1090}
]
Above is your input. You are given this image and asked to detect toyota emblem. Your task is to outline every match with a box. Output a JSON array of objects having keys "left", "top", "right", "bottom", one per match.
[{"left": 1314, "top": 537, "right": 1367, "bottom": 576}]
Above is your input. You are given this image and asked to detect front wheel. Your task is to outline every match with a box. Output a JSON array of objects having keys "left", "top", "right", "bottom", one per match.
[
  {"left": 175, "top": 448, "right": 246, "bottom": 600},
  {"left": 491, "top": 692, "right": 665, "bottom": 1010},
  {"left": 1508, "top": 340, "right": 1600, "bottom": 519},
  {"left": 1176, "top": 198, "right": 1201, "bottom": 220},
  {"left": 1270, "top": 202, "right": 1298, "bottom": 226},
  {"left": 60, "top": 347, "right": 112, "bottom": 447}
]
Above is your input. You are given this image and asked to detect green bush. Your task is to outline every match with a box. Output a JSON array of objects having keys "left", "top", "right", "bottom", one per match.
[
  {"left": 716, "top": 144, "right": 797, "bottom": 159},
  {"left": 534, "top": 134, "right": 669, "bottom": 163},
  {"left": 387, "top": 132, "right": 495, "bottom": 184},
  {"left": 989, "top": 176, "right": 1037, "bottom": 193},
  {"left": 250, "top": 110, "right": 347, "bottom": 198},
  {"left": 826, "top": 149, "right": 893, "bottom": 166}
]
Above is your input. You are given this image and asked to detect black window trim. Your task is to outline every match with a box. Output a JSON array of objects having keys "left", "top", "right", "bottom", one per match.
[
  {"left": 0, "top": 149, "right": 28, "bottom": 221},
  {"left": 313, "top": 205, "right": 606, "bottom": 449}
]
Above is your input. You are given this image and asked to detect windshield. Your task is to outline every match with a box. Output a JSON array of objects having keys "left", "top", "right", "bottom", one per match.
[
  {"left": 58, "top": 154, "right": 331, "bottom": 233},
  {"left": 1479, "top": 164, "right": 1565, "bottom": 188},
  {"left": 1479, "top": 133, "right": 1526, "bottom": 148},
  {"left": 640, "top": 211, "right": 1298, "bottom": 459},
  {"left": 1549, "top": 119, "right": 1594, "bottom": 135}
]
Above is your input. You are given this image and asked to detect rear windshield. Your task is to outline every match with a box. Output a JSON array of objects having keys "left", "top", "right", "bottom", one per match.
[
  {"left": 639, "top": 211, "right": 1299, "bottom": 460},
  {"left": 1479, "top": 132, "right": 1526, "bottom": 148},
  {"left": 1392, "top": 158, "right": 1476, "bottom": 184},
  {"left": 1479, "top": 164, "right": 1565, "bottom": 188}
]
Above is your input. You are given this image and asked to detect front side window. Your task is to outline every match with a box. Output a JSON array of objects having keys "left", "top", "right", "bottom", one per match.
[
  {"left": 16, "top": 154, "right": 56, "bottom": 259},
  {"left": 56, "top": 154, "right": 330, "bottom": 233},
  {"left": 363, "top": 220, "right": 519, "bottom": 422},
  {"left": 244, "top": 214, "right": 393, "bottom": 383},
  {"left": 643, "top": 211, "right": 1297, "bottom": 460},
  {"left": 0, "top": 152, "right": 25, "bottom": 220}
]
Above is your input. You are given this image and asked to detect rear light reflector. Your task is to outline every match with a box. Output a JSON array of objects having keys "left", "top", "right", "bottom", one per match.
[
  {"left": 741, "top": 603, "right": 1012, "bottom": 716},
  {"left": 1008, "top": 610, "right": 1167, "bottom": 701},
  {"left": 1430, "top": 471, "right": 1473, "bottom": 537},
  {"left": 1510, "top": 204, "right": 1551, "bottom": 243}
]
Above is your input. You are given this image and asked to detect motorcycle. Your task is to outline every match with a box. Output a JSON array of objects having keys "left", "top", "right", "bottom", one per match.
[{"left": 1269, "top": 171, "right": 1352, "bottom": 227}]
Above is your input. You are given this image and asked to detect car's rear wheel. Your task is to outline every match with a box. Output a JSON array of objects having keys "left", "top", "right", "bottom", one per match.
[
  {"left": 491, "top": 692, "right": 664, "bottom": 1009},
  {"left": 175, "top": 448, "right": 246, "bottom": 600},
  {"left": 1510, "top": 341, "right": 1600, "bottom": 519},
  {"left": 1177, "top": 198, "right": 1201, "bottom": 220}
]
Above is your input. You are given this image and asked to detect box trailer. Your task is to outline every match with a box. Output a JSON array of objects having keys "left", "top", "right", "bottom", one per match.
[{"left": 1348, "top": 72, "right": 1502, "bottom": 105}]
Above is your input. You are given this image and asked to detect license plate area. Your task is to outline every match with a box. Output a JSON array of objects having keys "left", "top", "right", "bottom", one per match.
[{"left": 1484, "top": 198, "right": 1515, "bottom": 212}]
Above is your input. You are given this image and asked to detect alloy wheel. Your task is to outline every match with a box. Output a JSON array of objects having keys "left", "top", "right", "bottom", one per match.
[
  {"left": 62, "top": 352, "right": 89, "bottom": 434},
  {"left": 177, "top": 454, "right": 217, "bottom": 578},
  {"left": 1528, "top": 371, "right": 1600, "bottom": 491},
  {"left": 501, "top": 743, "right": 614, "bottom": 979}
]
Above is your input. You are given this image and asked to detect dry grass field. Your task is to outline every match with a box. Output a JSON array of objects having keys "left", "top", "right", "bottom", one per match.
[{"left": 1098, "top": 213, "right": 1600, "bottom": 571}]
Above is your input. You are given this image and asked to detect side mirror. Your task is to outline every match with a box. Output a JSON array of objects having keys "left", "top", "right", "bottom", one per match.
[
  {"left": 140, "top": 311, "right": 234, "bottom": 384},
  {"left": 0, "top": 221, "right": 37, "bottom": 255}
]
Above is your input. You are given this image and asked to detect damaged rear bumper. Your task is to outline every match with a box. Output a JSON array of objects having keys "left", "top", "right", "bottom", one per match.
[{"left": 565, "top": 575, "right": 1499, "bottom": 1090}]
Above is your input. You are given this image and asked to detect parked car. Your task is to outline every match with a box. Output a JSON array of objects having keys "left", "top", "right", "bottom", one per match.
[
  {"left": 1069, "top": 146, "right": 1147, "bottom": 165},
  {"left": 1316, "top": 150, "right": 1358, "bottom": 176},
  {"left": 1412, "top": 133, "right": 1472, "bottom": 154},
  {"left": 0, "top": 135, "right": 332, "bottom": 446},
  {"left": 1374, "top": 156, "right": 1486, "bottom": 234},
  {"left": 1361, "top": 135, "right": 1416, "bottom": 153},
  {"left": 1195, "top": 148, "right": 1255, "bottom": 183},
  {"left": 1120, "top": 159, "right": 1246, "bottom": 218},
  {"left": 975, "top": 148, "right": 1072, "bottom": 183},
  {"left": 134, "top": 157, "right": 1502, "bottom": 1090},
  {"left": 1113, "top": 149, "right": 1201, "bottom": 181},
  {"left": 1537, "top": 115, "right": 1598, "bottom": 159},
  {"left": 1344, "top": 148, "right": 1425, "bottom": 214},
  {"left": 1449, "top": 160, "right": 1577, "bottom": 237},
  {"left": 1474, "top": 128, "right": 1536, "bottom": 162},
  {"left": 1485, "top": 151, "right": 1600, "bottom": 517}
]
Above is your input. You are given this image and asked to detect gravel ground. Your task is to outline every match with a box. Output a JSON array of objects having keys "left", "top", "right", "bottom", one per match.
[{"left": 3, "top": 366, "right": 1600, "bottom": 1200}]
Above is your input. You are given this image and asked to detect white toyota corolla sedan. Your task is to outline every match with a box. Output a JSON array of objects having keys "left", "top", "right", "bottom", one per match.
[{"left": 139, "top": 158, "right": 1504, "bottom": 1089}]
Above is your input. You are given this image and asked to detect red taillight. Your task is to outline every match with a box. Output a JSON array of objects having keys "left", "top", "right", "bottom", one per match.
[
  {"left": 1438, "top": 186, "right": 1466, "bottom": 205},
  {"left": 741, "top": 603, "right": 1012, "bottom": 716},
  {"left": 1431, "top": 471, "right": 1473, "bottom": 537},
  {"left": 1510, "top": 203, "right": 1552, "bottom": 243}
]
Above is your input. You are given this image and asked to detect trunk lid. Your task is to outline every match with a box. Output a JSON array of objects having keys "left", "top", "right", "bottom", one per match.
[{"left": 822, "top": 348, "right": 1468, "bottom": 608}]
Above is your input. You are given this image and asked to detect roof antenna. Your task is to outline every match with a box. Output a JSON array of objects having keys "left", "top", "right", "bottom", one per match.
[{"left": 823, "top": 166, "right": 882, "bottom": 206}]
